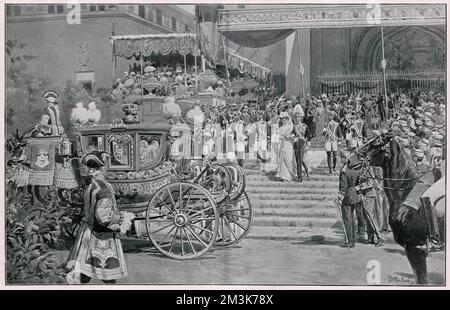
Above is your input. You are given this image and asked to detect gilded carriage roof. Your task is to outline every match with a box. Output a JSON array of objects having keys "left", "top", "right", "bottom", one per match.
[{"left": 77, "top": 122, "right": 172, "bottom": 133}]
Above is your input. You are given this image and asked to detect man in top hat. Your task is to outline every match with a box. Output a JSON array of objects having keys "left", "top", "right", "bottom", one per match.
[
  {"left": 43, "top": 90, "right": 64, "bottom": 136},
  {"left": 323, "top": 111, "right": 342, "bottom": 174},
  {"left": 67, "top": 150, "right": 128, "bottom": 284}
]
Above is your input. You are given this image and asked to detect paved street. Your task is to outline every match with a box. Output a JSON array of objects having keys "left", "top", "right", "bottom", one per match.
[{"left": 56, "top": 233, "right": 444, "bottom": 286}]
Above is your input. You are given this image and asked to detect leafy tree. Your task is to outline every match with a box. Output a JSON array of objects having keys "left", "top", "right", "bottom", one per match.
[{"left": 6, "top": 40, "right": 51, "bottom": 137}]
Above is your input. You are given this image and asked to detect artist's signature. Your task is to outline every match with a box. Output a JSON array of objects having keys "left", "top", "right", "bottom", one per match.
[{"left": 386, "top": 273, "right": 415, "bottom": 284}]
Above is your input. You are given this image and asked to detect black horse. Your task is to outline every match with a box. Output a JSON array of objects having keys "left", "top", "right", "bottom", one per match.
[{"left": 347, "top": 130, "right": 445, "bottom": 284}]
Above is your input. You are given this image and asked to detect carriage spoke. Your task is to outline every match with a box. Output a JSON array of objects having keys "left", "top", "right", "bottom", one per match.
[
  {"left": 150, "top": 207, "right": 171, "bottom": 216},
  {"left": 167, "top": 227, "right": 179, "bottom": 254},
  {"left": 226, "top": 216, "right": 247, "bottom": 231},
  {"left": 224, "top": 217, "right": 239, "bottom": 240},
  {"left": 233, "top": 196, "right": 247, "bottom": 203},
  {"left": 157, "top": 225, "right": 177, "bottom": 247},
  {"left": 150, "top": 222, "right": 174, "bottom": 235},
  {"left": 177, "top": 184, "right": 183, "bottom": 213},
  {"left": 225, "top": 213, "right": 250, "bottom": 220},
  {"left": 148, "top": 219, "right": 173, "bottom": 222},
  {"left": 185, "top": 225, "right": 208, "bottom": 248},
  {"left": 188, "top": 222, "right": 214, "bottom": 235},
  {"left": 182, "top": 186, "right": 194, "bottom": 210},
  {"left": 155, "top": 195, "right": 175, "bottom": 215},
  {"left": 226, "top": 208, "right": 251, "bottom": 212},
  {"left": 167, "top": 188, "right": 176, "bottom": 206},
  {"left": 180, "top": 227, "right": 184, "bottom": 256},
  {"left": 221, "top": 217, "right": 225, "bottom": 241},
  {"left": 183, "top": 227, "right": 196, "bottom": 256},
  {"left": 191, "top": 217, "right": 216, "bottom": 221},
  {"left": 188, "top": 206, "right": 214, "bottom": 218}
]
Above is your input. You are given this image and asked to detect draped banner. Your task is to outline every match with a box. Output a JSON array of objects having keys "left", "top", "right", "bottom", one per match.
[
  {"left": 28, "top": 137, "right": 61, "bottom": 186},
  {"left": 113, "top": 34, "right": 197, "bottom": 59},
  {"left": 222, "top": 29, "right": 295, "bottom": 48},
  {"left": 285, "top": 31, "right": 296, "bottom": 75}
]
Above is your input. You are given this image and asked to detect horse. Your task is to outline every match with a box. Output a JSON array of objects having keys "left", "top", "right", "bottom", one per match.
[{"left": 346, "top": 130, "right": 445, "bottom": 284}]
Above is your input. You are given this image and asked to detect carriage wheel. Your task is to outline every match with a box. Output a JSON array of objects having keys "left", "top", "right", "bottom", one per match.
[
  {"left": 223, "top": 162, "right": 246, "bottom": 201},
  {"left": 63, "top": 214, "right": 83, "bottom": 239},
  {"left": 146, "top": 182, "right": 219, "bottom": 260},
  {"left": 195, "top": 163, "right": 232, "bottom": 204},
  {"left": 61, "top": 202, "right": 84, "bottom": 240},
  {"left": 215, "top": 192, "right": 253, "bottom": 247}
]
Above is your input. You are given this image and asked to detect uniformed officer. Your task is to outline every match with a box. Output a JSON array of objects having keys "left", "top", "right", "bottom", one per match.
[
  {"left": 337, "top": 150, "right": 360, "bottom": 248},
  {"left": 293, "top": 112, "right": 309, "bottom": 182},
  {"left": 323, "top": 111, "right": 342, "bottom": 174}
]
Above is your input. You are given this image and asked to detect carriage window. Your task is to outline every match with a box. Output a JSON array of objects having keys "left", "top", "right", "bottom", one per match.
[
  {"left": 82, "top": 136, "right": 104, "bottom": 153},
  {"left": 110, "top": 141, "right": 130, "bottom": 166},
  {"left": 139, "top": 135, "right": 161, "bottom": 169}
]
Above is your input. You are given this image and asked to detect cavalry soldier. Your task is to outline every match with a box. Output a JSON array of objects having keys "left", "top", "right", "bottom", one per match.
[
  {"left": 323, "top": 111, "right": 342, "bottom": 174},
  {"left": 43, "top": 90, "right": 65, "bottom": 136}
]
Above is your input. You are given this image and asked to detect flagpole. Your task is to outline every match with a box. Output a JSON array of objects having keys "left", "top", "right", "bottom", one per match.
[
  {"left": 194, "top": 6, "right": 199, "bottom": 95},
  {"left": 111, "top": 5, "right": 117, "bottom": 80},
  {"left": 221, "top": 33, "right": 231, "bottom": 95},
  {"left": 381, "top": 26, "right": 388, "bottom": 121},
  {"left": 296, "top": 30, "right": 305, "bottom": 98}
]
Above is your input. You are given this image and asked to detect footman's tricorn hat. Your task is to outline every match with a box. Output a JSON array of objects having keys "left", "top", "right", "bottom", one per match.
[{"left": 82, "top": 151, "right": 110, "bottom": 168}]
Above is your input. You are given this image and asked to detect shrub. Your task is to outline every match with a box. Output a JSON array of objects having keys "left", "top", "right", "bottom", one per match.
[{"left": 6, "top": 182, "right": 68, "bottom": 283}]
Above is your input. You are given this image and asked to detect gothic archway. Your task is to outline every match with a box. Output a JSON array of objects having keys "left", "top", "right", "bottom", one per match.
[{"left": 351, "top": 26, "right": 445, "bottom": 72}]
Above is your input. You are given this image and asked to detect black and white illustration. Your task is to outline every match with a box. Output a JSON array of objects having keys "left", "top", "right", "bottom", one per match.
[{"left": 4, "top": 2, "right": 447, "bottom": 286}]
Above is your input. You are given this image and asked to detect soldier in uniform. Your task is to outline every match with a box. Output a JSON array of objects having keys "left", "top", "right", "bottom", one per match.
[
  {"left": 323, "top": 111, "right": 342, "bottom": 174},
  {"left": 350, "top": 110, "right": 367, "bottom": 150},
  {"left": 293, "top": 112, "right": 309, "bottom": 182},
  {"left": 337, "top": 150, "right": 360, "bottom": 248},
  {"left": 356, "top": 166, "right": 384, "bottom": 246}
]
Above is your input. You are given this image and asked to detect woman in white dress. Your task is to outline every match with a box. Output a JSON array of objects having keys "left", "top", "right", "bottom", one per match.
[{"left": 276, "top": 112, "right": 296, "bottom": 182}]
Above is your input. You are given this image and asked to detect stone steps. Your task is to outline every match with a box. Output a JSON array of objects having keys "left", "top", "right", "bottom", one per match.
[
  {"left": 246, "top": 174, "right": 339, "bottom": 182},
  {"left": 248, "top": 193, "right": 336, "bottom": 201},
  {"left": 245, "top": 187, "right": 338, "bottom": 195},
  {"left": 253, "top": 207, "right": 338, "bottom": 218},
  {"left": 250, "top": 199, "right": 335, "bottom": 209},
  {"left": 243, "top": 153, "right": 343, "bottom": 229},
  {"left": 253, "top": 216, "right": 338, "bottom": 228},
  {"left": 247, "top": 180, "right": 339, "bottom": 189}
]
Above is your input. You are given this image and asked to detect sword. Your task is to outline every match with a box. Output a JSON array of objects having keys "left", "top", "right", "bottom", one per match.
[
  {"left": 334, "top": 197, "right": 350, "bottom": 248},
  {"left": 358, "top": 192, "right": 384, "bottom": 246}
]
